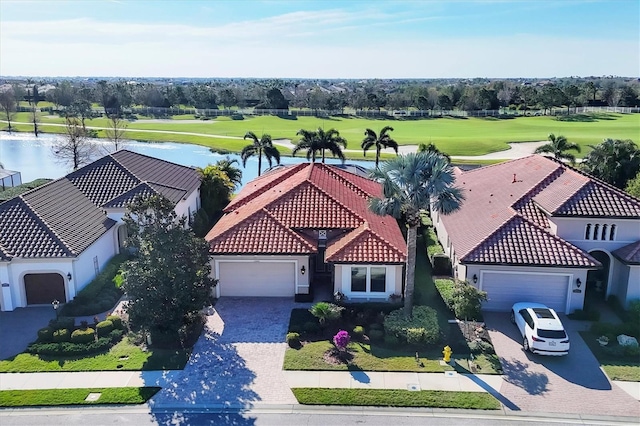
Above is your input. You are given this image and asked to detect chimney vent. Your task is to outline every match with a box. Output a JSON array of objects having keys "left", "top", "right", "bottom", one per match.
[{"left": 513, "top": 173, "right": 517, "bottom": 183}]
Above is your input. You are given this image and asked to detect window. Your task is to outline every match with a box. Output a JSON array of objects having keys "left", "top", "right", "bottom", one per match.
[
  {"left": 601, "top": 224, "right": 608, "bottom": 240},
  {"left": 593, "top": 224, "right": 600, "bottom": 240},
  {"left": 318, "top": 230, "right": 327, "bottom": 240},
  {"left": 610, "top": 224, "right": 616, "bottom": 241},
  {"left": 370, "top": 267, "right": 387, "bottom": 292},
  {"left": 586, "top": 223, "right": 616, "bottom": 241},
  {"left": 351, "top": 267, "right": 367, "bottom": 292},
  {"left": 585, "top": 224, "right": 591, "bottom": 240}
]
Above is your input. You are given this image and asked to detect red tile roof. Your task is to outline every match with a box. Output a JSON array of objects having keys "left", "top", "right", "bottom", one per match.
[
  {"left": 441, "top": 155, "right": 638, "bottom": 266},
  {"left": 206, "top": 163, "right": 407, "bottom": 263}
]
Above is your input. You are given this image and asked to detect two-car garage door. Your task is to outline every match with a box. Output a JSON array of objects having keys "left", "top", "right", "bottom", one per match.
[
  {"left": 218, "top": 261, "right": 295, "bottom": 297},
  {"left": 481, "top": 272, "right": 569, "bottom": 313}
]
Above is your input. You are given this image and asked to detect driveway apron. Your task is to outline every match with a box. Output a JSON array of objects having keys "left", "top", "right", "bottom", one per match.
[
  {"left": 484, "top": 312, "right": 640, "bottom": 417},
  {"left": 150, "top": 298, "right": 302, "bottom": 408},
  {"left": 0, "top": 307, "right": 55, "bottom": 360}
]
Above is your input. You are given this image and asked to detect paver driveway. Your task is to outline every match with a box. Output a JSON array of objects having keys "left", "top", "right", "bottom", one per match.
[
  {"left": 0, "top": 307, "right": 54, "bottom": 360},
  {"left": 150, "top": 297, "right": 302, "bottom": 408},
  {"left": 485, "top": 312, "right": 640, "bottom": 417}
]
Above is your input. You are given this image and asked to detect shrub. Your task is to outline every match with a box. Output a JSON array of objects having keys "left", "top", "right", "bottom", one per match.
[
  {"left": 468, "top": 340, "right": 495, "bottom": 355},
  {"left": 628, "top": 299, "right": 640, "bottom": 323},
  {"left": 432, "top": 254, "right": 452, "bottom": 276},
  {"left": 369, "top": 329, "right": 384, "bottom": 342},
  {"left": 369, "top": 323, "right": 383, "bottom": 331},
  {"left": 52, "top": 329, "right": 70, "bottom": 342},
  {"left": 568, "top": 309, "right": 600, "bottom": 321},
  {"left": 384, "top": 306, "right": 440, "bottom": 345},
  {"left": 591, "top": 321, "right": 640, "bottom": 340},
  {"left": 49, "top": 316, "right": 75, "bottom": 330},
  {"left": 27, "top": 336, "right": 117, "bottom": 356},
  {"left": 384, "top": 334, "right": 399, "bottom": 346},
  {"left": 435, "top": 279, "right": 455, "bottom": 309},
  {"left": 309, "top": 302, "right": 344, "bottom": 324},
  {"left": 452, "top": 281, "right": 487, "bottom": 321},
  {"left": 37, "top": 327, "right": 54, "bottom": 343},
  {"left": 333, "top": 330, "right": 350, "bottom": 350},
  {"left": 286, "top": 332, "right": 301, "bottom": 348},
  {"left": 302, "top": 321, "right": 320, "bottom": 335},
  {"left": 96, "top": 320, "right": 114, "bottom": 337},
  {"left": 353, "top": 326, "right": 365, "bottom": 339},
  {"left": 71, "top": 327, "right": 95, "bottom": 344},
  {"left": 405, "top": 328, "right": 426, "bottom": 346}
]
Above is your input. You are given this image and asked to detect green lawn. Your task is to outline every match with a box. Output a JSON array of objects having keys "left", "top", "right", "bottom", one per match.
[
  {"left": 284, "top": 340, "right": 453, "bottom": 372},
  {"left": 0, "top": 339, "right": 189, "bottom": 372},
  {"left": 580, "top": 331, "right": 640, "bottom": 381},
  {"left": 5, "top": 112, "right": 638, "bottom": 157},
  {"left": 0, "top": 179, "right": 52, "bottom": 202},
  {"left": 0, "top": 387, "right": 160, "bottom": 407},
  {"left": 292, "top": 388, "right": 500, "bottom": 409}
]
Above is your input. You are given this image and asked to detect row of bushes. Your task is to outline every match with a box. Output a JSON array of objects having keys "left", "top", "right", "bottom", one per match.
[
  {"left": 591, "top": 321, "right": 639, "bottom": 341},
  {"left": 422, "top": 224, "right": 452, "bottom": 276},
  {"left": 38, "top": 315, "right": 124, "bottom": 344},
  {"left": 383, "top": 306, "right": 440, "bottom": 345},
  {"left": 61, "top": 254, "right": 128, "bottom": 316},
  {"left": 27, "top": 329, "right": 124, "bottom": 356}
]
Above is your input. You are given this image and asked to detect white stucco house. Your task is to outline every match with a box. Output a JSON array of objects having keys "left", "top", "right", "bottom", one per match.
[
  {"left": 205, "top": 163, "right": 407, "bottom": 300},
  {"left": 431, "top": 155, "right": 640, "bottom": 313},
  {"left": 0, "top": 150, "right": 201, "bottom": 311}
]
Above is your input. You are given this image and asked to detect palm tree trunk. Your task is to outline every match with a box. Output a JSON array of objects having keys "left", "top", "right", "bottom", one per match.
[
  {"left": 322, "top": 149, "right": 326, "bottom": 164},
  {"left": 257, "top": 150, "right": 262, "bottom": 176},
  {"left": 404, "top": 222, "right": 418, "bottom": 318},
  {"left": 375, "top": 146, "right": 381, "bottom": 169}
]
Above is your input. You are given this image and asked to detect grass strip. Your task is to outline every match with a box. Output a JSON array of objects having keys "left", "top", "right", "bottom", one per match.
[
  {"left": 0, "top": 387, "right": 161, "bottom": 407},
  {"left": 292, "top": 388, "right": 500, "bottom": 409}
]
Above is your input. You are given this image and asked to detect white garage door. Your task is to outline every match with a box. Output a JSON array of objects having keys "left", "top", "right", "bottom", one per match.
[
  {"left": 218, "top": 261, "right": 295, "bottom": 297},
  {"left": 481, "top": 272, "right": 569, "bottom": 313}
]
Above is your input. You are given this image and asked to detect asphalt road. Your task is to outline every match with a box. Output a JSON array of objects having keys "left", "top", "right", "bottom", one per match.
[{"left": 0, "top": 406, "right": 636, "bottom": 426}]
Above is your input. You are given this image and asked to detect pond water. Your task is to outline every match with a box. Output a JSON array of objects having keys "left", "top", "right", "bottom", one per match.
[{"left": 0, "top": 133, "right": 374, "bottom": 188}]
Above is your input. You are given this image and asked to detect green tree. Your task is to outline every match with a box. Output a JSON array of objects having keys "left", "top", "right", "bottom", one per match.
[
  {"left": 215, "top": 156, "right": 243, "bottom": 190},
  {"left": 361, "top": 126, "right": 399, "bottom": 168},
  {"left": 581, "top": 139, "right": 640, "bottom": 189},
  {"left": 292, "top": 129, "right": 322, "bottom": 163},
  {"left": 0, "top": 87, "right": 16, "bottom": 131},
  {"left": 625, "top": 171, "right": 640, "bottom": 199},
  {"left": 68, "top": 99, "right": 92, "bottom": 132},
  {"left": 534, "top": 134, "right": 581, "bottom": 164},
  {"left": 122, "top": 195, "right": 214, "bottom": 346},
  {"left": 452, "top": 281, "right": 487, "bottom": 321},
  {"left": 369, "top": 152, "right": 464, "bottom": 317},
  {"left": 309, "top": 302, "right": 344, "bottom": 325},
  {"left": 193, "top": 162, "right": 239, "bottom": 237},
  {"left": 418, "top": 142, "right": 450, "bottom": 162},
  {"left": 241, "top": 131, "right": 280, "bottom": 176}
]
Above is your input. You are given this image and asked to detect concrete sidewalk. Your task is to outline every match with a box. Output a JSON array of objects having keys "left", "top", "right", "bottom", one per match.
[{"left": 0, "top": 370, "right": 180, "bottom": 390}]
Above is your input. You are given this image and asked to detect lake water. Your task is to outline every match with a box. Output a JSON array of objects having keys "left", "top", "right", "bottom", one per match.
[{"left": 0, "top": 133, "right": 374, "bottom": 188}]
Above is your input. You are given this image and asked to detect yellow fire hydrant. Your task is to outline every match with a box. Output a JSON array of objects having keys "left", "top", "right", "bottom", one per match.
[{"left": 443, "top": 345, "right": 452, "bottom": 363}]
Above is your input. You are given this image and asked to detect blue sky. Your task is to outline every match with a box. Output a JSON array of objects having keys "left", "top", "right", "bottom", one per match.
[{"left": 0, "top": 0, "right": 638, "bottom": 78}]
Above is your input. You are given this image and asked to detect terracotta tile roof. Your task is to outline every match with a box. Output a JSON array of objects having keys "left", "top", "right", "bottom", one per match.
[
  {"left": 326, "top": 224, "right": 406, "bottom": 263},
  {"left": 463, "top": 216, "right": 600, "bottom": 267},
  {"left": 0, "top": 151, "right": 199, "bottom": 259},
  {"left": 0, "top": 179, "right": 116, "bottom": 260},
  {"left": 612, "top": 241, "right": 640, "bottom": 265},
  {"left": 207, "top": 163, "right": 406, "bottom": 263},
  {"left": 441, "top": 155, "right": 635, "bottom": 267}
]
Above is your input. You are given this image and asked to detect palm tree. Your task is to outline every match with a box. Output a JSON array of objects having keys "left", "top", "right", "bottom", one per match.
[
  {"left": 581, "top": 138, "right": 640, "bottom": 189},
  {"left": 362, "top": 126, "right": 399, "bottom": 168},
  {"left": 418, "top": 142, "right": 451, "bottom": 163},
  {"left": 534, "top": 134, "right": 581, "bottom": 164},
  {"left": 215, "top": 156, "right": 242, "bottom": 191},
  {"left": 369, "top": 152, "right": 464, "bottom": 318},
  {"left": 292, "top": 129, "right": 322, "bottom": 163},
  {"left": 316, "top": 127, "right": 347, "bottom": 163},
  {"left": 241, "top": 131, "right": 280, "bottom": 176}
]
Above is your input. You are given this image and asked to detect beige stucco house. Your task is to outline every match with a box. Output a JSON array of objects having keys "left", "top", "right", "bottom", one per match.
[
  {"left": 431, "top": 155, "right": 640, "bottom": 313},
  {"left": 205, "top": 163, "right": 407, "bottom": 300}
]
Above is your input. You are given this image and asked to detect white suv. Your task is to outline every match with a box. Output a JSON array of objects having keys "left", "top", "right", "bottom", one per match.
[{"left": 510, "top": 302, "right": 570, "bottom": 356}]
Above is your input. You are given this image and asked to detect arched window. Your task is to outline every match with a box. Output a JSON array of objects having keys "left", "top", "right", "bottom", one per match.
[
  {"left": 610, "top": 224, "right": 616, "bottom": 241},
  {"left": 585, "top": 223, "right": 591, "bottom": 240},
  {"left": 593, "top": 224, "right": 600, "bottom": 240},
  {"left": 601, "top": 224, "right": 608, "bottom": 240}
]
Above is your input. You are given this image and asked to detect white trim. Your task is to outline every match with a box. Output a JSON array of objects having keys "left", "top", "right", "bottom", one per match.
[
  {"left": 341, "top": 264, "right": 394, "bottom": 300},
  {"left": 213, "top": 258, "right": 299, "bottom": 298},
  {"left": 478, "top": 270, "right": 572, "bottom": 313}
]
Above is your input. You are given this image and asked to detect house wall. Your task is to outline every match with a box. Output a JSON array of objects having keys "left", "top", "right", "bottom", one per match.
[
  {"left": 609, "top": 258, "right": 630, "bottom": 305},
  {"left": 71, "top": 229, "right": 118, "bottom": 296},
  {"left": 211, "top": 254, "right": 310, "bottom": 298},
  {"left": 334, "top": 264, "right": 403, "bottom": 301},
  {"left": 550, "top": 217, "right": 639, "bottom": 252},
  {"left": 174, "top": 188, "right": 200, "bottom": 225},
  {"left": 463, "top": 264, "right": 589, "bottom": 313},
  {"left": 626, "top": 266, "right": 640, "bottom": 306}
]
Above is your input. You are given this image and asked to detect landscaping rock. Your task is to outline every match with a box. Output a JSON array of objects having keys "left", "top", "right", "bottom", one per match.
[{"left": 617, "top": 334, "right": 639, "bottom": 347}]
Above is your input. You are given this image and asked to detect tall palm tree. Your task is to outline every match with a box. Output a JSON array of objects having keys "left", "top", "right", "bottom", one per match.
[
  {"left": 316, "top": 127, "right": 347, "bottom": 163},
  {"left": 534, "top": 133, "right": 581, "bottom": 164},
  {"left": 418, "top": 142, "right": 451, "bottom": 163},
  {"left": 215, "top": 156, "right": 243, "bottom": 191},
  {"left": 241, "top": 131, "right": 280, "bottom": 176},
  {"left": 369, "top": 152, "right": 464, "bottom": 318},
  {"left": 292, "top": 129, "right": 322, "bottom": 163},
  {"left": 361, "top": 126, "right": 399, "bottom": 168}
]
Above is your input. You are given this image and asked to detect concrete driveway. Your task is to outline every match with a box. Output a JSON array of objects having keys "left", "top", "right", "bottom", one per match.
[
  {"left": 484, "top": 312, "right": 640, "bottom": 417},
  {"left": 150, "top": 297, "right": 304, "bottom": 409},
  {"left": 0, "top": 307, "right": 55, "bottom": 360}
]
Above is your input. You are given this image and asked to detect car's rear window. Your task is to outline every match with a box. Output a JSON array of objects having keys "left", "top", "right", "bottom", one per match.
[{"left": 538, "top": 329, "right": 567, "bottom": 339}]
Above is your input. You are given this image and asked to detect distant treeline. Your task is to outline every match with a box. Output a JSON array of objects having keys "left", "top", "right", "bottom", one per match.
[{"left": 1, "top": 76, "right": 638, "bottom": 117}]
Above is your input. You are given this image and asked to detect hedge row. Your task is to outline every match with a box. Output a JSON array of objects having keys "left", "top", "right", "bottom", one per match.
[
  {"left": 383, "top": 306, "right": 440, "bottom": 345},
  {"left": 27, "top": 329, "right": 124, "bottom": 356},
  {"left": 434, "top": 278, "right": 455, "bottom": 310}
]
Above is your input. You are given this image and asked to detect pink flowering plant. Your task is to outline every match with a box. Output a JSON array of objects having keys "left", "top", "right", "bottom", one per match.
[{"left": 333, "top": 330, "right": 350, "bottom": 352}]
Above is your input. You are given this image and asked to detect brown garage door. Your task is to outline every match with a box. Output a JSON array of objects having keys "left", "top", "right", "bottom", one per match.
[{"left": 24, "top": 273, "right": 66, "bottom": 305}]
